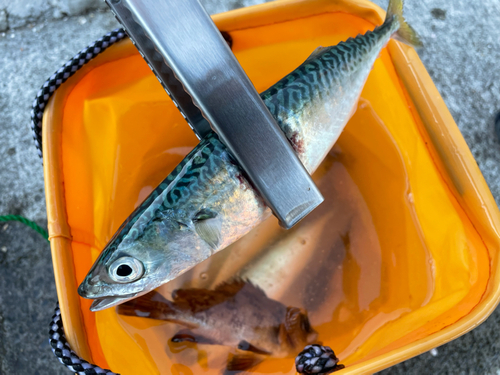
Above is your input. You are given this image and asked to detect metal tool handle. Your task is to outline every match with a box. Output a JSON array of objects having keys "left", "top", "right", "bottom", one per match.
[
  {"left": 106, "top": 0, "right": 211, "bottom": 138},
  {"left": 106, "top": 0, "right": 324, "bottom": 228}
]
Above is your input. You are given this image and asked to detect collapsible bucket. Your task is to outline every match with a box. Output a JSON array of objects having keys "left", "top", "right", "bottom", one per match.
[{"left": 36, "top": 0, "right": 500, "bottom": 373}]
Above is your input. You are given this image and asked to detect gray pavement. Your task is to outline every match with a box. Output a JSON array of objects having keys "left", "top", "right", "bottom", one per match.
[
  {"left": 0, "top": 0, "right": 106, "bottom": 31},
  {"left": 0, "top": 0, "right": 499, "bottom": 374}
]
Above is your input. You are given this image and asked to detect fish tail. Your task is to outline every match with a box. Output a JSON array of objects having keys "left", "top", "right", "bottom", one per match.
[{"left": 386, "top": 0, "right": 423, "bottom": 48}]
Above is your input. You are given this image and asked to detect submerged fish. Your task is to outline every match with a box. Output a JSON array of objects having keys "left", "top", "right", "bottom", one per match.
[
  {"left": 118, "top": 279, "right": 317, "bottom": 371},
  {"left": 78, "top": 0, "right": 422, "bottom": 311}
]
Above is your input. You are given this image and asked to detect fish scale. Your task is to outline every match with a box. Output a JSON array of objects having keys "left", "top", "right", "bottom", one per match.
[{"left": 78, "top": 0, "right": 423, "bottom": 312}]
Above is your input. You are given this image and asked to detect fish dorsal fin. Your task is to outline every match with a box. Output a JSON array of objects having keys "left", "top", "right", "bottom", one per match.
[
  {"left": 305, "top": 46, "right": 327, "bottom": 62},
  {"left": 171, "top": 280, "right": 255, "bottom": 314},
  {"left": 214, "top": 279, "right": 269, "bottom": 301},
  {"left": 172, "top": 288, "right": 226, "bottom": 313},
  {"left": 226, "top": 353, "right": 264, "bottom": 373},
  {"left": 172, "top": 282, "right": 243, "bottom": 314},
  {"left": 193, "top": 208, "right": 222, "bottom": 249}
]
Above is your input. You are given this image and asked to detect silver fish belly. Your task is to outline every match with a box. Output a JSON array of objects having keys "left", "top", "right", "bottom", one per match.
[{"left": 79, "top": 0, "right": 422, "bottom": 311}]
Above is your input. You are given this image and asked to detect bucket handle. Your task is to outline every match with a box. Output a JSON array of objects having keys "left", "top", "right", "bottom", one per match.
[
  {"left": 50, "top": 303, "right": 118, "bottom": 374},
  {"left": 31, "top": 28, "right": 127, "bottom": 373},
  {"left": 30, "top": 28, "right": 127, "bottom": 160}
]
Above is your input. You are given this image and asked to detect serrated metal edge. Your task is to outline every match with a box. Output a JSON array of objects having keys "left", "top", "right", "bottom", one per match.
[{"left": 105, "top": 0, "right": 212, "bottom": 139}]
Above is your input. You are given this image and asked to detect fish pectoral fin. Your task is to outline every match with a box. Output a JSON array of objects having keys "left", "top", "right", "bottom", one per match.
[
  {"left": 279, "top": 307, "right": 316, "bottom": 348},
  {"left": 305, "top": 46, "right": 327, "bottom": 62},
  {"left": 277, "top": 323, "right": 290, "bottom": 347},
  {"left": 225, "top": 353, "right": 264, "bottom": 373},
  {"left": 193, "top": 208, "right": 218, "bottom": 221},
  {"left": 285, "top": 307, "right": 305, "bottom": 334},
  {"left": 194, "top": 212, "right": 222, "bottom": 249},
  {"left": 176, "top": 221, "right": 190, "bottom": 230}
]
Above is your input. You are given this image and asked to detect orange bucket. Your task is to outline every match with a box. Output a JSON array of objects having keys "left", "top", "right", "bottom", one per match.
[{"left": 42, "top": 0, "right": 500, "bottom": 373}]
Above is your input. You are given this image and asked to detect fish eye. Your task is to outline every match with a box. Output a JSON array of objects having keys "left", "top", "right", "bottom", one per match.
[
  {"left": 237, "top": 340, "right": 251, "bottom": 351},
  {"left": 109, "top": 257, "right": 144, "bottom": 283}
]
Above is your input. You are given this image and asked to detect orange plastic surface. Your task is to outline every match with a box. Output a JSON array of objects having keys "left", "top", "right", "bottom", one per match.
[{"left": 43, "top": 0, "right": 500, "bottom": 374}]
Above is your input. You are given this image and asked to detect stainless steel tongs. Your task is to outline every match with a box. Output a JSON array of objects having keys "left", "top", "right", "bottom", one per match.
[{"left": 105, "top": 0, "right": 323, "bottom": 229}]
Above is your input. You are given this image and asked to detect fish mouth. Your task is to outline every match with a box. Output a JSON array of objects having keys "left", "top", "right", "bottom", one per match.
[{"left": 90, "top": 293, "right": 138, "bottom": 312}]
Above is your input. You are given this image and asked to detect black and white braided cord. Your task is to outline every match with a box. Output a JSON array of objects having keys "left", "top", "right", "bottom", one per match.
[
  {"left": 295, "top": 344, "right": 344, "bottom": 374},
  {"left": 30, "top": 28, "right": 127, "bottom": 161},
  {"left": 50, "top": 304, "right": 118, "bottom": 375},
  {"left": 35, "top": 29, "right": 127, "bottom": 374}
]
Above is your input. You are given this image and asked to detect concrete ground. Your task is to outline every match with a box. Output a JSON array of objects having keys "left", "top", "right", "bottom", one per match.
[{"left": 0, "top": 0, "right": 499, "bottom": 373}]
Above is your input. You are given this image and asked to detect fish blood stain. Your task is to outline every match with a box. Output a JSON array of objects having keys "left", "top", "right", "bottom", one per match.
[{"left": 290, "top": 131, "right": 305, "bottom": 154}]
